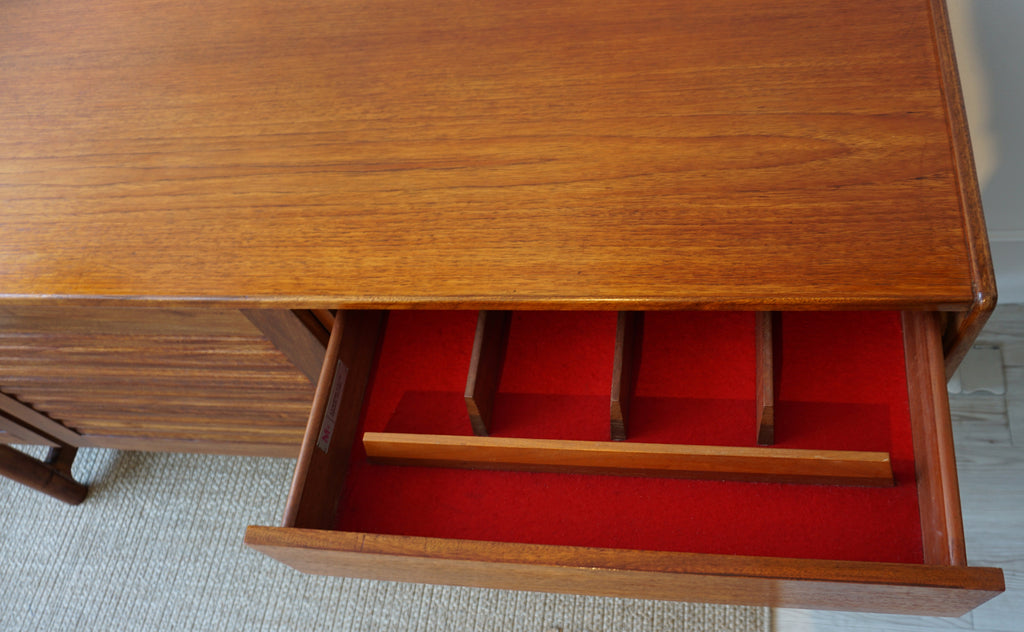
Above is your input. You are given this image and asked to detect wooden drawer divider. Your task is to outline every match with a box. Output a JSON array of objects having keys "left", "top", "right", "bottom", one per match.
[{"left": 455, "top": 310, "right": 884, "bottom": 486}]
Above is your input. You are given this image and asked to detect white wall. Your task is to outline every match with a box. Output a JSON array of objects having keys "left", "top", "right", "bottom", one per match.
[{"left": 949, "top": 1, "right": 1024, "bottom": 304}]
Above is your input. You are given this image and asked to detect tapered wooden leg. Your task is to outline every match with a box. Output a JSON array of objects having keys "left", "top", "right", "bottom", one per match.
[
  {"left": 756, "top": 312, "right": 780, "bottom": 446},
  {"left": 0, "top": 444, "right": 87, "bottom": 505},
  {"left": 465, "top": 311, "right": 511, "bottom": 436},
  {"left": 611, "top": 312, "right": 644, "bottom": 441}
]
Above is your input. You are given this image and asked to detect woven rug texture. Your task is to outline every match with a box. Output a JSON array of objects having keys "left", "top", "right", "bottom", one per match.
[{"left": 0, "top": 447, "right": 769, "bottom": 631}]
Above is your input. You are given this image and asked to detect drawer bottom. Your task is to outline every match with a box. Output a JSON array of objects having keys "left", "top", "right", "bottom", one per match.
[{"left": 342, "top": 311, "right": 919, "bottom": 563}]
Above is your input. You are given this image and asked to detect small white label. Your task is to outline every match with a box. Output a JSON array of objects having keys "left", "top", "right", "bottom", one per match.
[{"left": 316, "top": 358, "right": 349, "bottom": 453}]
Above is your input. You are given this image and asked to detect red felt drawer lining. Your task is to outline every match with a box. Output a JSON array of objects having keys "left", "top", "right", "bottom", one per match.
[{"left": 335, "top": 310, "right": 923, "bottom": 564}]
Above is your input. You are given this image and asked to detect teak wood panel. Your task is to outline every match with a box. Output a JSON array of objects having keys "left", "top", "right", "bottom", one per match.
[
  {"left": 0, "top": 306, "right": 315, "bottom": 455},
  {"left": 0, "top": 390, "right": 86, "bottom": 447},
  {"left": 0, "top": 0, "right": 982, "bottom": 312},
  {"left": 245, "top": 528, "right": 1002, "bottom": 617},
  {"left": 242, "top": 309, "right": 329, "bottom": 385}
]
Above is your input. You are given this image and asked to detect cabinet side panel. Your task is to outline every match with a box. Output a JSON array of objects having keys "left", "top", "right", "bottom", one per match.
[{"left": 0, "top": 306, "right": 315, "bottom": 455}]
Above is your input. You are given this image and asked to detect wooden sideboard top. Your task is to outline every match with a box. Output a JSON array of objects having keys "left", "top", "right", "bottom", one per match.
[{"left": 0, "top": 0, "right": 993, "bottom": 310}]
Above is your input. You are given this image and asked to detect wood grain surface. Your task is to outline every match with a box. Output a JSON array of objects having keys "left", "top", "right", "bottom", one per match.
[
  {"left": 0, "top": 0, "right": 977, "bottom": 310},
  {"left": 242, "top": 309, "right": 329, "bottom": 384},
  {"left": 244, "top": 527, "right": 1004, "bottom": 616},
  {"left": 284, "top": 310, "right": 385, "bottom": 530},
  {"left": 0, "top": 306, "right": 315, "bottom": 454},
  {"left": 610, "top": 311, "right": 642, "bottom": 441},
  {"left": 755, "top": 312, "right": 778, "bottom": 445},
  {"left": 0, "top": 390, "right": 86, "bottom": 446},
  {"left": 464, "top": 310, "right": 511, "bottom": 436},
  {"left": 362, "top": 432, "right": 895, "bottom": 486},
  {"left": 903, "top": 310, "right": 968, "bottom": 567}
]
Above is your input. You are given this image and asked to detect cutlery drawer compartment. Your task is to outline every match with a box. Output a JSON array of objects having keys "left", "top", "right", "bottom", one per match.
[{"left": 246, "top": 309, "right": 1003, "bottom": 616}]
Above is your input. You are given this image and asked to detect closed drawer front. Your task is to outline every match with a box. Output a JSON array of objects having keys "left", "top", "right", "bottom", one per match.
[{"left": 246, "top": 309, "right": 1004, "bottom": 616}]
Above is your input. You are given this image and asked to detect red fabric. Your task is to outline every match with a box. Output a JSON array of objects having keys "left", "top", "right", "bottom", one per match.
[{"left": 336, "top": 310, "right": 923, "bottom": 564}]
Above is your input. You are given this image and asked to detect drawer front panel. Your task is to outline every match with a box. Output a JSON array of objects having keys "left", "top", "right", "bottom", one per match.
[{"left": 246, "top": 527, "right": 1003, "bottom": 617}]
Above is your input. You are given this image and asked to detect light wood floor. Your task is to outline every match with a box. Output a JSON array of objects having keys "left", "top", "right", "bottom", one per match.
[{"left": 774, "top": 305, "right": 1024, "bottom": 632}]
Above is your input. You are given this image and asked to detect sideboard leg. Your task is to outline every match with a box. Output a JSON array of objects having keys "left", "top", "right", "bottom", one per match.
[{"left": 0, "top": 443, "right": 87, "bottom": 505}]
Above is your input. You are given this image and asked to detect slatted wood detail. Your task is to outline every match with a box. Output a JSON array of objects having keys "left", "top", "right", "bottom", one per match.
[{"left": 0, "top": 307, "right": 315, "bottom": 455}]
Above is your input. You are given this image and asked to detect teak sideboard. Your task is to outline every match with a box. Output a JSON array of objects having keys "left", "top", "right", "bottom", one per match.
[{"left": 0, "top": 0, "right": 1006, "bottom": 616}]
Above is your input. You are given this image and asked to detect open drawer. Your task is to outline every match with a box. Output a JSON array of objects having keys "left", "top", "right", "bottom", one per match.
[{"left": 245, "top": 309, "right": 1004, "bottom": 616}]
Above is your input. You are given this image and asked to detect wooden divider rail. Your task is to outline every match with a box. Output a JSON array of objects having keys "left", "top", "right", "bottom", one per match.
[{"left": 362, "top": 432, "right": 895, "bottom": 486}]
